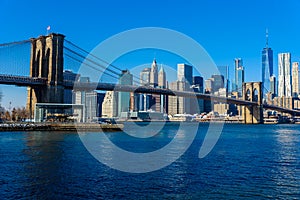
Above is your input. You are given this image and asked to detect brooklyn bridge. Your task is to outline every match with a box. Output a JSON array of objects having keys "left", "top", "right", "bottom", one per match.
[{"left": 0, "top": 33, "right": 299, "bottom": 124}]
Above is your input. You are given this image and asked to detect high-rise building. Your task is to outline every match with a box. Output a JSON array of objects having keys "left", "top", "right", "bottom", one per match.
[
  {"left": 278, "top": 53, "right": 291, "bottom": 97},
  {"left": 158, "top": 65, "right": 167, "bottom": 113},
  {"left": 217, "top": 66, "right": 229, "bottom": 92},
  {"left": 118, "top": 70, "right": 133, "bottom": 115},
  {"left": 158, "top": 65, "right": 166, "bottom": 88},
  {"left": 177, "top": 63, "right": 193, "bottom": 85},
  {"left": 270, "top": 75, "right": 276, "bottom": 97},
  {"left": 262, "top": 30, "right": 273, "bottom": 97},
  {"left": 150, "top": 59, "right": 158, "bottom": 87},
  {"left": 74, "top": 76, "right": 105, "bottom": 122},
  {"left": 168, "top": 81, "right": 191, "bottom": 115},
  {"left": 85, "top": 92, "right": 105, "bottom": 121},
  {"left": 191, "top": 76, "right": 204, "bottom": 114},
  {"left": 140, "top": 67, "right": 151, "bottom": 86},
  {"left": 292, "top": 62, "right": 300, "bottom": 97},
  {"left": 193, "top": 76, "right": 204, "bottom": 93},
  {"left": 234, "top": 58, "right": 244, "bottom": 96},
  {"left": 102, "top": 91, "right": 118, "bottom": 118},
  {"left": 63, "top": 70, "right": 79, "bottom": 104},
  {"left": 211, "top": 74, "right": 224, "bottom": 92},
  {"left": 205, "top": 78, "right": 213, "bottom": 93}
]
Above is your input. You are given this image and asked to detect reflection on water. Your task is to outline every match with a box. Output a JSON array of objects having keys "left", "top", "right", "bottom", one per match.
[
  {"left": 0, "top": 124, "right": 300, "bottom": 199},
  {"left": 273, "top": 127, "right": 300, "bottom": 197},
  {"left": 22, "top": 132, "right": 65, "bottom": 199}
]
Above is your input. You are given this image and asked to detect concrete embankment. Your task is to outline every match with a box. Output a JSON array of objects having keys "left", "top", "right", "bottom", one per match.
[{"left": 0, "top": 123, "right": 124, "bottom": 132}]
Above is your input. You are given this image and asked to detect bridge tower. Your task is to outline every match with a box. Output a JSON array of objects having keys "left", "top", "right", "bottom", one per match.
[
  {"left": 243, "top": 82, "right": 263, "bottom": 124},
  {"left": 26, "top": 33, "right": 65, "bottom": 118}
]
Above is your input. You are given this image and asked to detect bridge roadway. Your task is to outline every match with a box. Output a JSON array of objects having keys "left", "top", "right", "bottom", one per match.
[
  {"left": 0, "top": 74, "right": 46, "bottom": 87},
  {"left": 1, "top": 74, "right": 300, "bottom": 116}
]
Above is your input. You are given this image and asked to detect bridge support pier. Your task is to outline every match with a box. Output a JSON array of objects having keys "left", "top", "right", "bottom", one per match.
[
  {"left": 26, "top": 33, "right": 65, "bottom": 118},
  {"left": 243, "top": 82, "right": 263, "bottom": 124}
]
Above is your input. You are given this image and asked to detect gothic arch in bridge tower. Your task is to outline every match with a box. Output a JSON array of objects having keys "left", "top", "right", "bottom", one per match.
[
  {"left": 26, "top": 33, "right": 65, "bottom": 118},
  {"left": 242, "top": 82, "right": 263, "bottom": 124}
]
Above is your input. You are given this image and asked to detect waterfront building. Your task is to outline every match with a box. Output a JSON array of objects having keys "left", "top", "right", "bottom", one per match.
[
  {"left": 74, "top": 76, "right": 105, "bottom": 122},
  {"left": 234, "top": 58, "right": 244, "bottom": 96},
  {"left": 167, "top": 64, "right": 194, "bottom": 115},
  {"left": 177, "top": 63, "right": 193, "bottom": 85},
  {"left": 85, "top": 92, "right": 105, "bottom": 120},
  {"left": 278, "top": 53, "right": 291, "bottom": 97},
  {"left": 150, "top": 59, "right": 158, "bottom": 87},
  {"left": 63, "top": 70, "right": 79, "bottom": 104},
  {"left": 213, "top": 88, "right": 228, "bottom": 115},
  {"left": 102, "top": 91, "right": 118, "bottom": 118},
  {"left": 292, "top": 62, "right": 300, "bottom": 97},
  {"left": 168, "top": 81, "right": 191, "bottom": 115},
  {"left": 262, "top": 30, "right": 274, "bottom": 98},
  {"left": 118, "top": 70, "right": 133, "bottom": 116}
]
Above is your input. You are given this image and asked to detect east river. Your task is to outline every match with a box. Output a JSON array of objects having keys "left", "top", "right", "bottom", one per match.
[{"left": 0, "top": 123, "right": 299, "bottom": 199}]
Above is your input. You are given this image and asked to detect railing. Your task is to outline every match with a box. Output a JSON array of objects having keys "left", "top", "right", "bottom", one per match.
[{"left": 0, "top": 74, "right": 47, "bottom": 86}]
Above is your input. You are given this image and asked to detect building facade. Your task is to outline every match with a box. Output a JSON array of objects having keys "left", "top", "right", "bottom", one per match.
[
  {"left": 102, "top": 91, "right": 118, "bottom": 118},
  {"left": 118, "top": 70, "right": 133, "bottom": 115},
  {"left": 234, "top": 58, "right": 244, "bottom": 96},
  {"left": 278, "top": 53, "right": 291, "bottom": 97},
  {"left": 262, "top": 30, "right": 273, "bottom": 98},
  {"left": 292, "top": 62, "right": 299, "bottom": 97},
  {"left": 217, "top": 66, "right": 229, "bottom": 92},
  {"left": 177, "top": 64, "right": 193, "bottom": 85},
  {"left": 140, "top": 67, "right": 151, "bottom": 86},
  {"left": 150, "top": 59, "right": 158, "bottom": 87},
  {"left": 270, "top": 75, "right": 276, "bottom": 97},
  {"left": 63, "top": 70, "right": 79, "bottom": 104}
]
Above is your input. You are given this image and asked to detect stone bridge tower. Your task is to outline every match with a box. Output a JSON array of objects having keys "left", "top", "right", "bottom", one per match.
[
  {"left": 26, "top": 33, "right": 65, "bottom": 118},
  {"left": 243, "top": 82, "right": 263, "bottom": 124}
]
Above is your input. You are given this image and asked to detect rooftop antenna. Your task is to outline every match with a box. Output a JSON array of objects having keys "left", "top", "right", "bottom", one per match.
[{"left": 266, "top": 28, "right": 269, "bottom": 48}]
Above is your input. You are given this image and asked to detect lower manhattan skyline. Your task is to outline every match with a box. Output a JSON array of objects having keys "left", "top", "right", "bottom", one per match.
[
  {"left": 1, "top": 0, "right": 300, "bottom": 109},
  {"left": 2, "top": 1, "right": 300, "bottom": 199}
]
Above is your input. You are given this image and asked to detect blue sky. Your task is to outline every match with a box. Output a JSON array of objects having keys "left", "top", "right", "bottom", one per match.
[{"left": 0, "top": 0, "right": 300, "bottom": 109}]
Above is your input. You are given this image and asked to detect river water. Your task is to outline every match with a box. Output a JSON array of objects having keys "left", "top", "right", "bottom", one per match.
[{"left": 0, "top": 123, "right": 299, "bottom": 199}]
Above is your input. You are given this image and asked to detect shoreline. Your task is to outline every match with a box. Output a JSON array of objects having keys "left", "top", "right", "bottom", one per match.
[
  {"left": 0, "top": 120, "right": 297, "bottom": 132},
  {"left": 0, "top": 123, "right": 124, "bottom": 132}
]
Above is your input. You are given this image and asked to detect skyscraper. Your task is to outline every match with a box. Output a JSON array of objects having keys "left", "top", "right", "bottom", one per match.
[
  {"left": 217, "top": 66, "right": 229, "bottom": 92},
  {"left": 158, "top": 65, "right": 166, "bottom": 88},
  {"left": 211, "top": 74, "right": 224, "bottom": 92},
  {"left": 177, "top": 63, "right": 193, "bottom": 85},
  {"left": 140, "top": 67, "right": 151, "bottom": 86},
  {"left": 292, "top": 62, "right": 299, "bottom": 97},
  {"left": 63, "top": 70, "right": 79, "bottom": 104},
  {"left": 150, "top": 59, "right": 158, "bottom": 87},
  {"left": 270, "top": 75, "right": 276, "bottom": 97},
  {"left": 102, "top": 91, "right": 118, "bottom": 118},
  {"left": 262, "top": 29, "right": 273, "bottom": 96},
  {"left": 118, "top": 70, "right": 133, "bottom": 115},
  {"left": 278, "top": 53, "right": 291, "bottom": 97},
  {"left": 158, "top": 65, "right": 167, "bottom": 113},
  {"left": 234, "top": 58, "right": 244, "bottom": 96}
]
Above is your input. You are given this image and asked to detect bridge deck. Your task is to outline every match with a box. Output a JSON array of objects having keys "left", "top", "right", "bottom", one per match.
[{"left": 1, "top": 74, "right": 300, "bottom": 116}]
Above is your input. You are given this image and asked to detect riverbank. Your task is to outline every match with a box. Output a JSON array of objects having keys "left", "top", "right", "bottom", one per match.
[{"left": 0, "top": 123, "right": 124, "bottom": 132}]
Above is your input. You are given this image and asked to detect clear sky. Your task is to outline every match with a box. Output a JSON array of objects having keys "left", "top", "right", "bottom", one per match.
[{"left": 0, "top": 0, "right": 300, "bottom": 109}]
